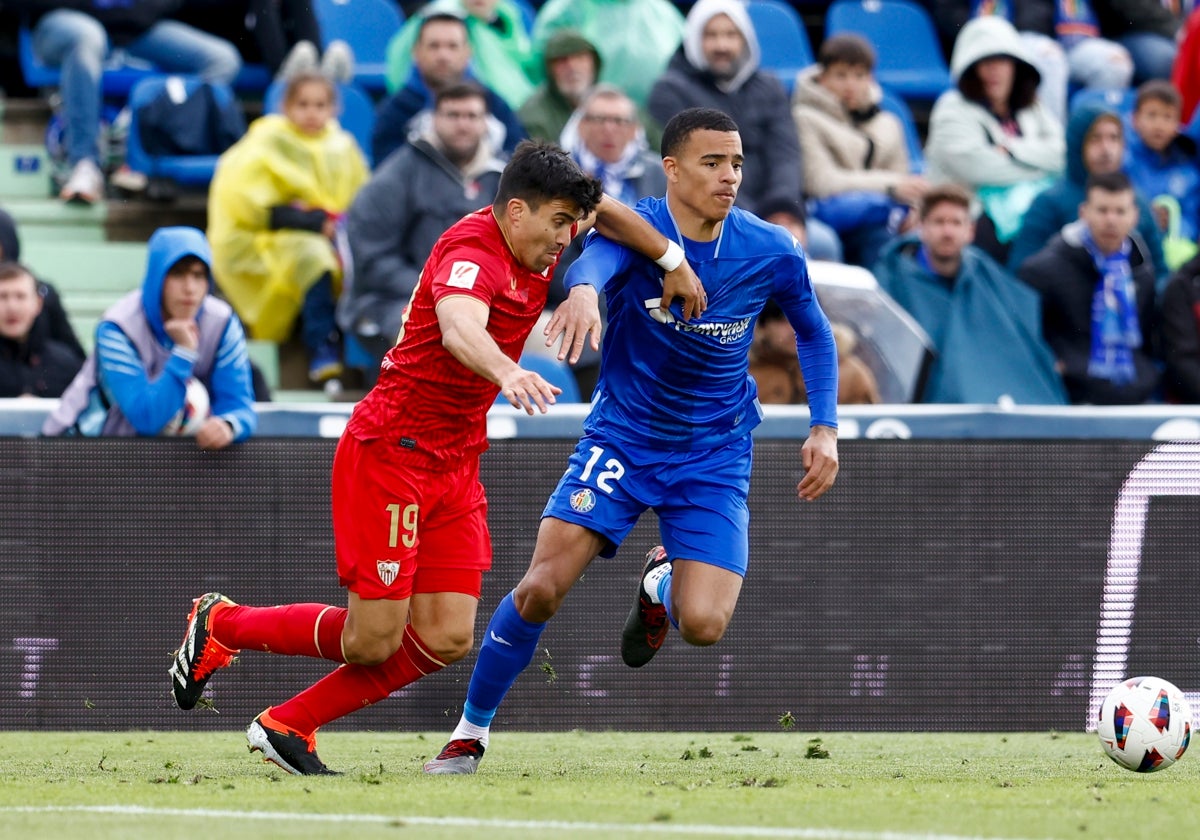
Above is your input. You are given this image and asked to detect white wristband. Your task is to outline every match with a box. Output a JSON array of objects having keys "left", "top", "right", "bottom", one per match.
[{"left": 654, "top": 240, "right": 684, "bottom": 272}]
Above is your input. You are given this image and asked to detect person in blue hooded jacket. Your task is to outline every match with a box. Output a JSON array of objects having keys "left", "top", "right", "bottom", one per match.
[
  {"left": 1007, "top": 102, "right": 1167, "bottom": 285},
  {"left": 42, "top": 226, "right": 256, "bottom": 449},
  {"left": 874, "top": 183, "right": 1067, "bottom": 405},
  {"left": 423, "top": 107, "right": 840, "bottom": 775}
]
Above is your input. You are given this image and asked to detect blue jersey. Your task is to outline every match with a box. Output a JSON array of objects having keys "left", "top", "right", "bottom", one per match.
[{"left": 565, "top": 197, "right": 838, "bottom": 451}]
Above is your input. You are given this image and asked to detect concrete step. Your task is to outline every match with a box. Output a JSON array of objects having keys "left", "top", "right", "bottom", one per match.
[{"left": 3, "top": 196, "right": 107, "bottom": 243}]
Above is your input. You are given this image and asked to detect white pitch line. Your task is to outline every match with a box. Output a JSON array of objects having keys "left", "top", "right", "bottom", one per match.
[{"left": 0, "top": 805, "right": 1050, "bottom": 840}]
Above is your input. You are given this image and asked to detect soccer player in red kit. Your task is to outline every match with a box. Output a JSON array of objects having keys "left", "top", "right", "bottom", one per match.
[{"left": 167, "top": 141, "right": 707, "bottom": 775}]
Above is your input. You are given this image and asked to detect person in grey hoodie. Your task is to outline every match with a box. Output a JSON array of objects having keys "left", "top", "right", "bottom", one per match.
[
  {"left": 925, "top": 16, "right": 1065, "bottom": 263},
  {"left": 647, "top": 0, "right": 840, "bottom": 261}
]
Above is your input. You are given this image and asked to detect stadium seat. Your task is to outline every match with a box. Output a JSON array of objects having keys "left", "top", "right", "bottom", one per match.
[
  {"left": 825, "top": 0, "right": 951, "bottom": 103},
  {"left": 746, "top": 0, "right": 815, "bottom": 92},
  {"left": 265, "top": 79, "right": 376, "bottom": 166},
  {"left": 313, "top": 0, "right": 406, "bottom": 93},
  {"left": 495, "top": 353, "right": 582, "bottom": 404},
  {"left": 124, "top": 75, "right": 243, "bottom": 198},
  {"left": 877, "top": 87, "right": 925, "bottom": 174},
  {"left": 19, "top": 24, "right": 153, "bottom": 96},
  {"left": 17, "top": 24, "right": 270, "bottom": 96}
]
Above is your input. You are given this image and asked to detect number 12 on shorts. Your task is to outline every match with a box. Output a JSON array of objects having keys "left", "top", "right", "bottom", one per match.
[{"left": 579, "top": 446, "right": 625, "bottom": 494}]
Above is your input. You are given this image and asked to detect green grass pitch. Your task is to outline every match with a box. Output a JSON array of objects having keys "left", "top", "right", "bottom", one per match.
[{"left": 0, "top": 731, "right": 1196, "bottom": 839}]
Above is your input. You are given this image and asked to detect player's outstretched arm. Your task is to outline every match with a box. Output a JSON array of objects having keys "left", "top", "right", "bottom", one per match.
[
  {"left": 437, "top": 295, "right": 561, "bottom": 415},
  {"left": 590, "top": 195, "right": 707, "bottom": 321},
  {"left": 798, "top": 425, "right": 838, "bottom": 501}
]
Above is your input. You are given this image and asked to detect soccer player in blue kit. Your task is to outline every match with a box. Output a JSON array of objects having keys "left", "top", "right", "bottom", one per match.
[{"left": 424, "top": 107, "right": 840, "bottom": 774}]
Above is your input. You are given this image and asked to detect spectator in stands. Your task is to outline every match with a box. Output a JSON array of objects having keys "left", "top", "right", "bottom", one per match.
[
  {"left": 873, "top": 184, "right": 1066, "bottom": 405},
  {"left": 42, "top": 226, "right": 256, "bottom": 445},
  {"left": 749, "top": 299, "right": 880, "bottom": 405},
  {"left": 11, "top": 0, "right": 242, "bottom": 204},
  {"left": 552, "top": 83, "right": 668, "bottom": 398},
  {"left": 1123, "top": 80, "right": 1200, "bottom": 271},
  {"left": 0, "top": 207, "right": 85, "bottom": 360},
  {"left": 518, "top": 29, "right": 664, "bottom": 152},
  {"left": 648, "top": 0, "right": 840, "bottom": 261},
  {"left": 385, "top": 0, "right": 534, "bottom": 110},
  {"left": 792, "top": 33, "right": 929, "bottom": 269},
  {"left": 0, "top": 262, "right": 85, "bottom": 399},
  {"left": 1017, "top": 172, "right": 1160, "bottom": 405},
  {"left": 179, "top": 0, "right": 354, "bottom": 82},
  {"left": 518, "top": 29, "right": 598, "bottom": 144},
  {"left": 1007, "top": 103, "right": 1167, "bottom": 286},
  {"left": 208, "top": 71, "right": 369, "bottom": 384},
  {"left": 925, "top": 16, "right": 1065, "bottom": 265},
  {"left": 927, "top": 0, "right": 1133, "bottom": 124},
  {"left": 339, "top": 82, "right": 504, "bottom": 376},
  {"left": 1092, "top": 0, "right": 1181, "bottom": 85},
  {"left": 532, "top": 0, "right": 684, "bottom": 107},
  {"left": 373, "top": 12, "right": 527, "bottom": 164},
  {"left": 1160, "top": 252, "right": 1200, "bottom": 403}
]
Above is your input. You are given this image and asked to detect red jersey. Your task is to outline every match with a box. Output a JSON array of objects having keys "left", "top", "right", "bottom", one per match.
[{"left": 347, "top": 207, "right": 561, "bottom": 464}]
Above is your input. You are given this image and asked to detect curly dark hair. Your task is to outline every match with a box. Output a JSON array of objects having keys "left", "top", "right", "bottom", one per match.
[{"left": 494, "top": 141, "right": 603, "bottom": 215}]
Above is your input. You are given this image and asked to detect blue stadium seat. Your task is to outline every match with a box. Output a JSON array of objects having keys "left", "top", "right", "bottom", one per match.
[
  {"left": 825, "top": 0, "right": 951, "bottom": 103},
  {"left": 18, "top": 24, "right": 271, "bottom": 95},
  {"left": 124, "top": 75, "right": 241, "bottom": 195},
  {"left": 313, "top": 0, "right": 405, "bottom": 93},
  {"left": 19, "top": 24, "right": 152, "bottom": 96},
  {"left": 746, "top": 0, "right": 816, "bottom": 91},
  {"left": 265, "top": 79, "right": 376, "bottom": 166},
  {"left": 495, "top": 354, "right": 582, "bottom": 404},
  {"left": 877, "top": 87, "right": 925, "bottom": 174}
]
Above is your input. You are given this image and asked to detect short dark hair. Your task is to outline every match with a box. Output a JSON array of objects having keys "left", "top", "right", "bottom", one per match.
[
  {"left": 0, "top": 261, "right": 35, "bottom": 286},
  {"left": 818, "top": 33, "right": 876, "bottom": 71},
  {"left": 1135, "top": 79, "right": 1181, "bottom": 113},
  {"left": 417, "top": 12, "right": 467, "bottom": 42},
  {"left": 1085, "top": 170, "right": 1133, "bottom": 196},
  {"left": 919, "top": 183, "right": 972, "bottom": 220},
  {"left": 660, "top": 107, "right": 739, "bottom": 158},
  {"left": 494, "top": 141, "right": 603, "bottom": 215},
  {"left": 167, "top": 255, "right": 209, "bottom": 276},
  {"left": 434, "top": 81, "right": 489, "bottom": 111}
]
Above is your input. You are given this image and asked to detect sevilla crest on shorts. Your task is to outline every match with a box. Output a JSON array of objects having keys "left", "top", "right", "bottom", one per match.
[{"left": 377, "top": 560, "right": 400, "bottom": 586}]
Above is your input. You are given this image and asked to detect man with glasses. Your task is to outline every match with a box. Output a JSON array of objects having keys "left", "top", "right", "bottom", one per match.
[
  {"left": 340, "top": 83, "right": 507, "bottom": 375},
  {"left": 552, "top": 84, "right": 668, "bottom": 396}
]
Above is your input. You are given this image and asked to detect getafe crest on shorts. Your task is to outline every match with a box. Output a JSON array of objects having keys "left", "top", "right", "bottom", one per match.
[
  {"left": 569, "top": 488, "right": 596, "bottom": 513},
  {"left": 377, "top": 560, "right": 400, "bottom": 586}
]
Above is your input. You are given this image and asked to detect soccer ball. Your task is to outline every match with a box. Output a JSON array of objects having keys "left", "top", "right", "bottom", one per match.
[
  {"left": 161, "top": 378, "right": 212, "bottom": 436},
  {"left": 1096, "top": 676, "right": 1192, "bottom": 772}
]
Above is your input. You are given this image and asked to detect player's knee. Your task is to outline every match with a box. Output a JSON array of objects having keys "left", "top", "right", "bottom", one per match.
[
  {"left": 677, "top": 612, "right": 729, "bottom": 647},
  {"left": 513, "top": 573, "right": 566, "bottom": 623},
  {"left": 425, "top": 628, "right": 474, "bottom": 664},
  {"left": 341, "top": 633, "right": 401, "bottom": 667}
]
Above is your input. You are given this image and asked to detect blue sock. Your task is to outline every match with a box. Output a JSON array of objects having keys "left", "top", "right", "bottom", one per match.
[
  {"left": 656, "top": 569, "right": 679, "bottom": 630},
  {"left": 463, "top": 590, "right": 546, "bottom": 727}
]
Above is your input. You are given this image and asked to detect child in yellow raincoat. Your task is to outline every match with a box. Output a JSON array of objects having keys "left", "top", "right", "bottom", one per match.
[{"left": 208, "top": 71, "right": 368, "bottom": 383}]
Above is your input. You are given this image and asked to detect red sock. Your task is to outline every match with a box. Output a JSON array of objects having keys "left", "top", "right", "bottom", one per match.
[
  {"left": 271, "top": 624, "right": 446, "bottom": 735},
  {"left": 211, "top": 603, "right": 347, "bottom": 663}
]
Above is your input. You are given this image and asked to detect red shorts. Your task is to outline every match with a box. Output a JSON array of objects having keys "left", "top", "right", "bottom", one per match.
[{"left": 332, "top": 433, "right": 490, "bottom": 600}]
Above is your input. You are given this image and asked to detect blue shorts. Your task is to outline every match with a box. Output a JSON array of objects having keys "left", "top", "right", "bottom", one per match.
[{"left": 542, "top": 431, "right": 752, "bottom": 576}]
